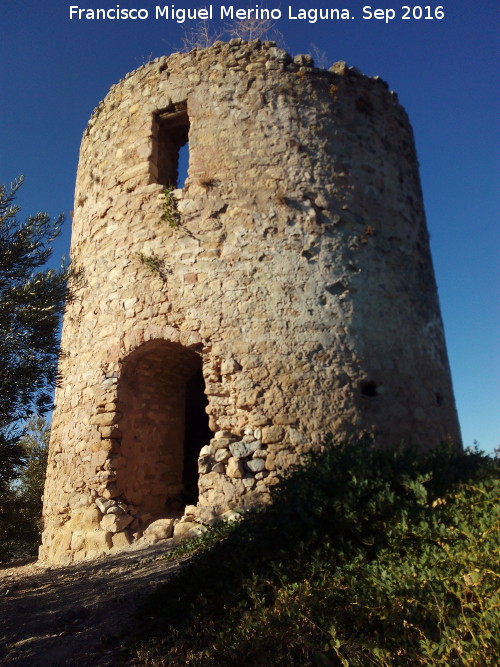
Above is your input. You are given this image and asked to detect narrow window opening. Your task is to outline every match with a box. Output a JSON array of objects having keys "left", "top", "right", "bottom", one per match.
[
  {"left": 177, "top": 142, "right": 190, "bottom": 188},
  {"left": 155, "top": 105, "right": 190, "bottom": 188}
]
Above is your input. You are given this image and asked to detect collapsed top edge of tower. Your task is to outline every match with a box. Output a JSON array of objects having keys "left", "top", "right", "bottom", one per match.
[{"left": 88, "top": 38, "right": 394, "bottom": 126}]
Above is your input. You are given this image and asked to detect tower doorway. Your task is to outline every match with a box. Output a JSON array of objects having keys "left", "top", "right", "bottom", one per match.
[{"left": 116, "top": 340, "right": 211, "bottom": 518}]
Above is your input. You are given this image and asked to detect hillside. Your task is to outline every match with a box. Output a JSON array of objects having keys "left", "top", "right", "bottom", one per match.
[{"left": 1, "top": 440, "right": 498, "bottom": 666}]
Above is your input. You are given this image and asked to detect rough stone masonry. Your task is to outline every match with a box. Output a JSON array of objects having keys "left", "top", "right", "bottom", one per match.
[{"left": 40, "top": 40, "right": 461, "bottom": 563}]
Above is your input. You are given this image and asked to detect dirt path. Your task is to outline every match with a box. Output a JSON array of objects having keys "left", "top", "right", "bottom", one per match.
[{"left": 0, "top": 542, "right": 181, "bottom": 666}]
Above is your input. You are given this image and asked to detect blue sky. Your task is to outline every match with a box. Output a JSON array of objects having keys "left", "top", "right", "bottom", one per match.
[{"left": 0, "top": 1, "right": 498, "bottom": 452}]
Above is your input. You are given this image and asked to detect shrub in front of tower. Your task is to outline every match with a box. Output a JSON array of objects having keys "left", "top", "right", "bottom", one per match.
[{"left": 134, "top": 439, "right": 499, "bottom": 665}]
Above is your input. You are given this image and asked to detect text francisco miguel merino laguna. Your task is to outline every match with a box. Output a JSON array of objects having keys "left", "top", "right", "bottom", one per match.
[{"left": 69, "top": 5, "right": 357, "bottom": 23}]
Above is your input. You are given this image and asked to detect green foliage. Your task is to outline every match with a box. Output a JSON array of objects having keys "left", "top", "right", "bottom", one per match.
[
  {"left": 14, "top": 416, "right": 49, "bottom": 515},
  {"left": 0, "top": 417, "right": 49, "bottom": 561},
  {"left": 162, "top": 519, "right": 238, "bottom": 563},
  {"left": 0, "top": 176, "right": 70, "bottom": 496},
  {"left": 134, "top": 440, "right": 499, "bottom": 665},
  {"left": 137, "top": 252, "right": 169, "bottom": 280},
  {"left": 161, "top": 186, "right": 181, "bottom": 229}
]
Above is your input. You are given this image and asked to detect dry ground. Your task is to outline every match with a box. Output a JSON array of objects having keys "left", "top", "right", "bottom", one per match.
[{"left": 0, "top": 542, "right": 180, "bottom": 666}]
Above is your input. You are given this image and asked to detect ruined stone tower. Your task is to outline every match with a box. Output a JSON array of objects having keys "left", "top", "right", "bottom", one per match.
[{"left": 40, "top": 40, "right": 460, "bottom": 563}]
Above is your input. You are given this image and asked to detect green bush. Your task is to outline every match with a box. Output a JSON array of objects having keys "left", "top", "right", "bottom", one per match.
[
  {"left": 135, "top": 440, "right": 499, "bottom": 666},
  {"left": 161, "top": 186, "right": 181, "bottom": 228},
  {"left": 0, "top": 417, "right": 49, "bottom": 562}
]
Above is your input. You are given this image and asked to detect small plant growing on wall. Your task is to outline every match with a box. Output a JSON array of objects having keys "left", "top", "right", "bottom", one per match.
[
  {"left": 137, "top": 252, "right": 170, "bottom": 280},
  {"left": 162, "top": 185, "right": 181, "bottom": 229}
]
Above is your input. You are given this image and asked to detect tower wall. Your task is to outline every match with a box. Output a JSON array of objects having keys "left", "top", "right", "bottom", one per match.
[{"left": 40, "top": 41, "right": 460, "bottom": 563}]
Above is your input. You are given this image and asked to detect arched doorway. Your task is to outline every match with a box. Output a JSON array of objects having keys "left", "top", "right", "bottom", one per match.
[{"left": 116, "top": 340, "right": 211, "bottom": 518}]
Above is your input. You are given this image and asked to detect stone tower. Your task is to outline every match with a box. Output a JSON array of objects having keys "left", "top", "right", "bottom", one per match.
[{"left": 40, "top": 41, "right": 460, "bottom": 563}]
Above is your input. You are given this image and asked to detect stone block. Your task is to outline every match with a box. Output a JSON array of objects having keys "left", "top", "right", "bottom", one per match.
[
  {"left": 85, "top": 530, "right": 114, "bottom": 552},
  {"left": 107, "top": 505, "right": 125, "bottom": 515},
  {"left": 226, "top": 457, "right": 245, "bottom": 478},
  {"left": 248, "top": 413, "right": 270, "bottom": 427},
  {"left": 261, "top": 425, "right": 285, "bottom": 444},
  {"left": 70, "top": 531, "right": 86, "bottom": 552},
  {"left": 89, "top": 412, "right": 122, "bottom": 427},
  {"left": 274, "top": 413, "right": 297, "bottom": 425},
  {"left": 211, "top": 437, "right": 235, "bottom": 449},
  {"left": 236, "top": 389, "right": 259, "bottom": 409},
  {"left": 214, "top": 448, "right": 230, "bottom": 462},
  {"left": 193, "top": 506, "right": 218, "bottom": 524},
  {"left": 91, "top": 450, "right": 109, "bottom": 469},
  {"left": 221, "top": 356, "right": 241, "bottom": 375},
  {"left": 229, "top": 441, "right": 251, "bottom": 458},
  {"left": 100, "top": 513, "right": 134, "bottom": 533},
  {"left": 100, "top": 426, "right": 123, "bottom": 439},
  {"left": 69, "top": 505, "right": 102, "bottom": 530},
  {"left": 102, "top": 484, "right": 120, "bottom": 499},
  {"left": 173, "top": 521, "right": 206, "bottom": 542},
  {"left": 245, "top": 458, "right": 265, "bottom": 473},
  {"left": 143, "top": 518, "right": 175, "bottom": 543},
  {"left": 265, "top": 452, "right": 276, "bottom": 471}
]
